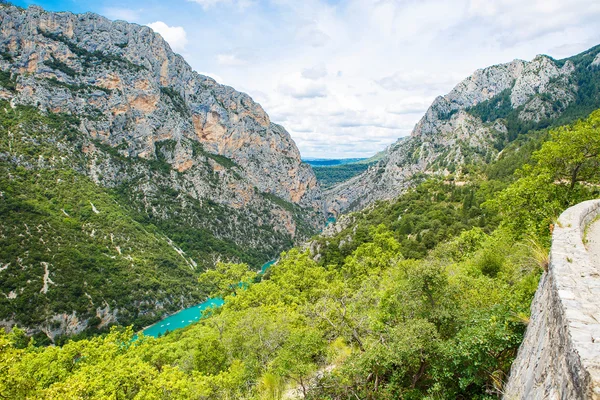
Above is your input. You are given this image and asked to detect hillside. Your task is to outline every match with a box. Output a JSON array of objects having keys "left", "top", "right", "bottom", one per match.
[
  {"left": 0, "top": 4, "right": 323, "bottom": 340},
  {"left": 326, "top": 46, "right": 600, "bottom": 215},
  {"left": 2, "top": 106, "right": 599, "bottom": 399},
  {"left": 312, "top": 162, "right": 374, "bottom": 189},
  {"left": 306, "top": 153, "right": 386, "bottom": 189},
  {"left": 303, "top": 158, "right": 366, "bottom": 166}
]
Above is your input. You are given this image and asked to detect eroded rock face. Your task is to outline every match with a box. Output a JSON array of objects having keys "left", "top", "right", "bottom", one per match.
[
  {"left": 0, "top": 4, "right": 321, "bottom": 212},
  {"left": 325, "top": 50, "right": 587, "bottom": 215},
  {"left": 0, "top": 4, "right": 323, "bottom": 338}
]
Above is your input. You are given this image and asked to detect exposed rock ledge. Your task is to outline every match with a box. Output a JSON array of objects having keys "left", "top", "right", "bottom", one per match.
[{"left": 504, "top": 200, "right": 600, "bottom": 399}]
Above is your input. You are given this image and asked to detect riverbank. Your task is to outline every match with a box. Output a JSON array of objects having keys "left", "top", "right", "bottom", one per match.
[{"left": 139, "top": 259, "right": 277, "bottom": 338}]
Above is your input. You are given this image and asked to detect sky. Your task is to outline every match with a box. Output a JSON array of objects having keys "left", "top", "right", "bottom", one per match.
[{"left": 11, "top": 0, "right": 600, "bottom": 158}]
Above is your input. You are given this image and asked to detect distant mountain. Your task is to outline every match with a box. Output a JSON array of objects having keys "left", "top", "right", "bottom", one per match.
[
  {"left": 326, "top": 45, "right": 600, "bottom": 215},
  {"left": 356, "top": 149, "right": 386, "bottom": 164},
  {"left": 303, "top": 158, "right": 366, "bottom": 166},
  {"left": 304, "top": 157, "right": 376, "bottom": 189},
  {"left": 0, "top": 4, "right": 322, "bottom": 340}
]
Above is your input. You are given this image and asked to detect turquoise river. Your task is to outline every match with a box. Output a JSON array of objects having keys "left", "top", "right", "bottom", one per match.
[{"left": 141, "top": 260, "right": 276, "bottom": 338}]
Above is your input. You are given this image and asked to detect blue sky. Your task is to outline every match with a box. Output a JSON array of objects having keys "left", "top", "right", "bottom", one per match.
[{"left": 11, "top": 0, "right": 600, "bottom": 158}]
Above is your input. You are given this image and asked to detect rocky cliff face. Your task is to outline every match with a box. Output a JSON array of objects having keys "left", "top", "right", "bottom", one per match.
[
  {"left": 326, "top": 48, "right": 599, "bottom": 215},
  {"left": 0, "top": 4, "right": 322, "bottom": 339},
  {"left": 0, "top": 4, "right": 321, "bottom": 212}
]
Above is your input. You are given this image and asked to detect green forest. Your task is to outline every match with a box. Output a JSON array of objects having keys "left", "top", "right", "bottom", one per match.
[
  {"left": 0, "top": 99, "right": 313, "bottom": 340},
  {"left": 312, "top": 163, "right": 374, "bottom": 189},
  {"left": 2, "top": 107, "right": 599, "bottom": 398}
]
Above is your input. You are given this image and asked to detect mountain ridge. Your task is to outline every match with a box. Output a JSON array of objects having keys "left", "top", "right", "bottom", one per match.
[
  {"left": 325, "top": 45, "right": 600, "bottom": 215},
  {"left": 0, "top": 3, "right": 323, "bottom": 340}
]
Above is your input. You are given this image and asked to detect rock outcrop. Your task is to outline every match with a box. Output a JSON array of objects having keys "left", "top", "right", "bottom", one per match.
[
  {"left": 0, "top": 3, "right": 323, "bottom": 338},
  {"left": 0, "top": 4, "right": 321, "bottom": 214},
  {"left": 325, "top": 49, "right": 598, "bottom": 215},
  {"left": 504, "top": 200, "right": 600, "bottom": 399}
]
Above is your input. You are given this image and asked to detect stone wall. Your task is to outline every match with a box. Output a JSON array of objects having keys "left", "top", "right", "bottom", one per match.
[{"left": 504, "top": 200, "right": 600, "bottom": 399}]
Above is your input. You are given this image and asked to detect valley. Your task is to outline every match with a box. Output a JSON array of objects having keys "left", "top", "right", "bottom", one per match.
[
  {"left": 1, "top": 1, "right": 600, "bottom": 399},
  {"left": 305, "top": 153, "right": 385, "bottom": 190},
  {"left": 0, "top": 3, "right": 323, "bottom": 340},
  {"left": 141, "top": 259, "right": 275, "bottom": 338}
]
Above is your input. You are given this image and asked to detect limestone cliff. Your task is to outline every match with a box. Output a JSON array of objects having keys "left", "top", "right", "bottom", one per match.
[
  {"left": 1, "top": 3, "right": 327, "bottom": 242},
  {"left": 0, "top": 4, "right": 322, "bottom": 339},
  {"left": 326, "top": 48, "right": 599, "bottom": 215},
  {"left": 0, "top": 4, "right": 321, "bottom": 213}
]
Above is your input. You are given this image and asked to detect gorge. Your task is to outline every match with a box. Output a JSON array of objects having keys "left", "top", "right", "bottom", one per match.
[
  {"left": 1, "top": 2, "right": 600, "bottom": 399},
  {"left": 0, "top": 2, "right": 323, "bottom": 339}
]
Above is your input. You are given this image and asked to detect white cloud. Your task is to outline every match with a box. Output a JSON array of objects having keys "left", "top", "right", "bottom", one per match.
[
  {"left": 376, "top": 71, "right": 462, "bottom": 93},
  {"left": 386, "top": 98, "right": 432, "bottom": 115},
  {"left": 188, "top": 0, "right": 254, "bottom": 11},
  {"left": 279, "top": 82, "right": 327, "bottom": 99},
  {"left": 217, "top": 53, "right": 247, "bottom": 67},
  {"left": 147, "top": 21, "right": 188, "bottom": 52},
  {"left": 173, "top": 0, "right": 600, "bottom": 158},
  {"left": 302, "top": 64, "right": 328, "bottom": 80},
  {"left": 296, "top": 27, "right": 330, "bottom": 47},
  {"left": 104, "top": 7, "right": 141, "bottom": 22},
  {"left": 189, "top": 0, "right": 226, "bottom": 7}
]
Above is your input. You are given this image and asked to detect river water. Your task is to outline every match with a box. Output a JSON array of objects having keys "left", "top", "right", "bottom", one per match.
[{"left": 140, "top": 259, "right": 276, "bottom": 338}]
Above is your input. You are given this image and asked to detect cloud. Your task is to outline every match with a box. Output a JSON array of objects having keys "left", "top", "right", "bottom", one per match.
[
  {"left": 147, "top": 21, "right": 188, "bottom": 52},
  {"left": 217, "top": 53, "right": 247, "bottom": 67},
  {"left": 296, "top": 26, "right": 330, "bottom": 47},
  {"left": 375, "top": 71, "right": 461, "bottom": 93},
  {"left": 188, "top": 0, "right": 226, "bottom": 7},
  {"left": 279, "top": 82, "right": 327, "bottom": 99},
  {"left": 188, "top": 0, "right": 254, "bottom": 11},
  {"left": 153, "top": 0, "right": 600, "bottom": 158},
  {"left": 104, "top": 7, "right": 141, "bottom": 22},
  {"left": 464, "top": 0, "right": 600, "bottom": 45},
  {"left": 302, "top": 64, "right": 328, "bottom": 80},
  {"left": 385, "top": 100, "right": 430, "bottom": 115}
]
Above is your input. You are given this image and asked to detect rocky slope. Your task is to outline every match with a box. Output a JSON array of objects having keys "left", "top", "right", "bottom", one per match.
[
  {"left": 0, "top": 4, "right": 323, "bottom": 339},
  {"left": 326, "top": 46, "right": 600, "bottom": 215}
]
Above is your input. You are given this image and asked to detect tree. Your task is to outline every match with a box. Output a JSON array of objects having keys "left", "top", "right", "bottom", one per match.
[
  {"left": 342, "top": 225, "right": 402, "bottom": 285},
  {"left": 488, "top": 110, "right": 600, "bottom": 239},
  {"left": 197, "top": 262, "right": 257, "bottom": 298},
  {"left": 270, "top": 328, "right": 325, "bottom": 398},
  {"left": 535, "top": 109, "right": 600, "bottom": 190}
]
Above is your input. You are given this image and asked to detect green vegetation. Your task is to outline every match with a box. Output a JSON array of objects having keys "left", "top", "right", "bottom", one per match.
[
  {"left": 160, "top": 87, "right": 190, "bottom": 117},
  {"left": 207, "top": 153, "right": 238, "bottom": 169},
  {"left": 39, "top": 30, "right": 146, "bottom": 73},
  {"left": 0, "top": 104, "right": 206, "bottom": 336},
  {"left": 489, "top": 109, "right": 600, "bottom": 240},
  {"left": 313, "top": 162, "right": 374, "bottom": 189},
  {"left": 313, "top": 178, "right": 502, "bottom": 263},
  {"left": 0, "top": 166, "right": 206, "bottom": 336},
  {"left": 2, "top": 106, "right": 599, "bottom": 399},
  {"left": 308, "top": 153, "right": 386, "bottom": 189},
  {"left": 260, "top": 192, "right": 297, "bottom": 213},
  {"left": 0, "top": 69, "right": 16, "bottom": 92},
  {"left": 0, "top": 100, "right": 307, "bottom": 340},
  {"left": 43, "top": 56, "right": 77, "bottom": 77},
  {"left": 45, "top": 77, "right": 112, "bottom": 95},
  {"left": 467, "top": 46, "right": 600, "bottom": 146},
  {"left": 467, "top": 88, "right": 512, "bottom": 125}
]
